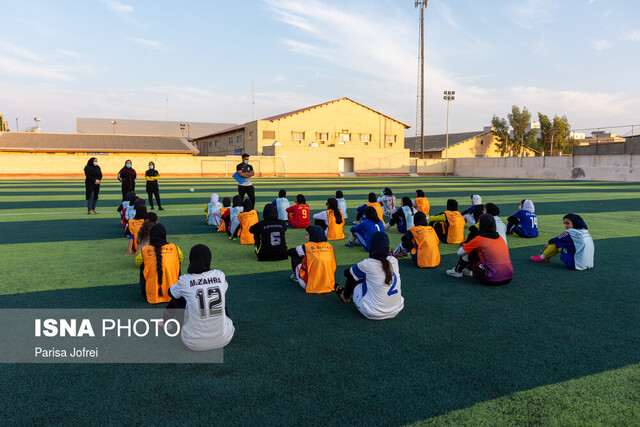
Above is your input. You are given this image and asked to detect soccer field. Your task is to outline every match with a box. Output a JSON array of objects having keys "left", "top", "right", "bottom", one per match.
[{"left": 1, "top": 176, "right": 639, "bottom": 425}]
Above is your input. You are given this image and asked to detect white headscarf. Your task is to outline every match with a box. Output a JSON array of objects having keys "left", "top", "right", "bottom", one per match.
[
  {"left": 210, "top": 193, "right": 219, "bottom": 204},
  {"left": 471, "top": 194, "right": 482, "bottom": 205},
  {"left": 522, "top": 199, "right": 535, "bottom": 213}
]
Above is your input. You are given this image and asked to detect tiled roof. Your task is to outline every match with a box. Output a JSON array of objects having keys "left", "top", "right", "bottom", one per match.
[
  {"left": 0, "top": 132, "right": 199, "bottom": 153},
  {"left": 405, "top": 131, "right": 491, "bottom": 152}
]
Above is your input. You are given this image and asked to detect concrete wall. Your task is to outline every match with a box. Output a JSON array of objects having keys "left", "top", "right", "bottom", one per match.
[{"left": 455, "top": 154, "right": 640, "bottom": 182}]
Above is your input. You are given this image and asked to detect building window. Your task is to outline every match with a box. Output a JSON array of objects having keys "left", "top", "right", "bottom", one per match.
[
  {"left": 316, "top": 132, "right": 328, "bottom": 142},
  {"left": 248, "top": 131, "right": 253, "bottom": 141},
  {"left": 339, "top": 133, "right": 351, "bottom": 143},
  {"left": 215, "top": 140, "right": 219, "bottom": 147},
  {"left": 237, "top": 135, "right": 243, "bottom": 144},
  {"left": 385, "top": 135, "right": 396, "bottom": 144},
  {"left": 292, "top": 131, "right": 305, "bottom": 141},
  {"left": 263, "top": 130, "right": 276, "bottom": 139},
  {"left": 229, "top": 137, "right": 233, "bottom": 145},
  {"left": 360, "top": 133, "right": 371, "bottom": 144},
  {"left": 480, "top": 140, "right": 484, "bottom": 145},
  {"left": 208, "top": 141, "right": 212, "bottom": 148}
]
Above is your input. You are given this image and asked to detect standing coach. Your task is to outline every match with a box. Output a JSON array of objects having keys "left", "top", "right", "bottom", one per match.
[{"left": 236, "top": 153, "right": 256, "bottom": 208}]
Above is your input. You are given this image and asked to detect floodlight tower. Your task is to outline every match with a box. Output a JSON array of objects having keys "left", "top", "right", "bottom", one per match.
[
  {"left": 443, "top": 91, "right": 455, "bottom": 176},
  {"left": 415, "top": 0, "right": 428, "bottom": 158}
]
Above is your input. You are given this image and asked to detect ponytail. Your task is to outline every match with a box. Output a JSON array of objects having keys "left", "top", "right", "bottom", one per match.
[
  {"left": 380, "top": 258, "right": 393, "bottom": 286},
  {"left": 327, "top": 198, "right": 343, "bottom": 224},
  {"left": 154, "top": 243, "right": 164, "bottom": 294}
]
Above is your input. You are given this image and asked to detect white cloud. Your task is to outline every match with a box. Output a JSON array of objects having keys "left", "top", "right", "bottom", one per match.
[
  {"left": 508, "top": 0, "right": 557, "bottom": 28},
  {"left": 101, "top": 0, "right": 144, "bottom": 26},
  {"left": 0, "top": 55, "right": 71, "bottom": 81},
  {"left": 621, "top": 29, "right": 640, "bottom": 41},
  {"left": 126, "top": 37, "right": 162, "bottom": 48},
  {"left": 593, "top": 39, "right": 612, "bottom": 50},
  {"left": 57, "top": 49, "right": 83, "bottom": 58},
  {"left": 0, "top": 41, "right": 44, "bottom": 62}
]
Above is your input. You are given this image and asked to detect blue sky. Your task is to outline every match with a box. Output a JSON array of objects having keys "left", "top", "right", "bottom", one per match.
[{"left": 1, "top": 0, "right": 638, "bottom": 135}]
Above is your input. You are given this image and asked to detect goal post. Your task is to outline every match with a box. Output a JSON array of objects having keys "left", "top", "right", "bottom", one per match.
[{"left": 200, "top": 156, "right": 287, "bottom": 177}]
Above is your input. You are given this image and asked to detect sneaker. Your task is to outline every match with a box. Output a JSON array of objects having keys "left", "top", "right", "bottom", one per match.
[
  {"left": 344, "top": 241, "right": 355, "bottom": 247},
  {"left": 530, "top": 254, "right": 548, "bottom": 263},
  {"left": 150, "top": 206, "right": 154, "bottom": 211},
  {"left": 461, "top": 268, "right": 473, "bottom": 277},
  {"left": 290, "top": 273, "right": 297, "bottom": 282},
  {"left": 158, "top": 207, "right": 164, "bottom": 211},
  {"left": 446, "top": 269, "right": 463, "bottom": 278},
  {"left": 352, "top": 220, "right": 359, "bottom": 225},
  {"left": 384, "top": 223, "right": 391, "bottom": 231},
  {"left": 87, "top": 211, "right": 94, "bottom": 215},
  {"left": 353, "top": 241, "right": 361, "bottom": 247},
  {"left": 395, "top": 252, "right": 408, "bottom": 259}
]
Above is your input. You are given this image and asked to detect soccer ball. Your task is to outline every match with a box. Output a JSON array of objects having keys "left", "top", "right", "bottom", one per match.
[{"left": 189, "top": 188, "right": 195, "bottom": 193}]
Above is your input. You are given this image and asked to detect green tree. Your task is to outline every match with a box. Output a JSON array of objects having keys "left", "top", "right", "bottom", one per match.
[
  {"left": 490, "top": 115, "right": 510, "bottom": 156},
  {"left": 491, "top": 106, "right": 537, "bottom": 156},
  {"left": 537, "top": 113, "right": 571, "bottom": 155}
]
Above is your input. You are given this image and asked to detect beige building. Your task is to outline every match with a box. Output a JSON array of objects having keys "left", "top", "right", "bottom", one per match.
[
  {"left": 194, "top": 98, "right": 410, "bottom": 175},
  {"left": 406, "top": 130, "right": 536, "bottom": 159}
]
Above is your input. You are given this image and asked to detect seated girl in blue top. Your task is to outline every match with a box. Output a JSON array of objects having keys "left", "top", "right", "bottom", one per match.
[
  {"left": 506, "top": 199, "right": 538, "bottom": 238},
  {"left": 385, "top": 196, "right": 417, "bottom": 233},
  {"left": 530, "top": 213, "right": 594, "bottom": 270},
  {"left": 461, "top": 194, "right": 484, "bottom": 226},
  {"left": 345, "top": 206, "right": 385, "bottom": 251}
]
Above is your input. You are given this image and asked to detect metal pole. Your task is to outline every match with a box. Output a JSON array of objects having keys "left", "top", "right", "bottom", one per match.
[
  {"left": 445, "top": 98, "right": 450, "bottom": 176},
  {"left": 419, "top": 4, "right": 425, "bottom": 159},
  {"left": 550, "top": 133, "right": 554, "bottom": 157},
  {"left": 15, "top": 118, "right": 18, "bottom": 132}
]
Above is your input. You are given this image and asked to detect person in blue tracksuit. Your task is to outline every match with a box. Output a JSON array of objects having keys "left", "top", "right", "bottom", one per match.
[
  {"left": 386, "top": 196, "right": 417, "bottom": 233},
  {"left": 506, "top": 199, "right": 538, "bottom": 238},
  {"left": 530, "top": 213, "right": 594, "bottom": 270},
  {"left": 345, "top": 206, "right": 385, "bottom": 251}
]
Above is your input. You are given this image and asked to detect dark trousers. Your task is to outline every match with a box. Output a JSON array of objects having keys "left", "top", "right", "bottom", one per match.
[
  {"left": 87, "top": 191, "right": 97, "bottom": 212},
  {"left": 147, "top": 187, "right": 162, "bottom": 208},
  {"left": 432, "top": 221, "right": 449, "bottom": 243},
  {"left": 238, "top": 185, "right": 255, "bottom": 208},
  {"left": 342, "top": 268, "right": 361, "bottom": 298},
  {"left": 453, "top": 251, "right": 511, "bottom": 286},
  {"left": 287, "top": 248, "right": 302, "bottom": 272}
]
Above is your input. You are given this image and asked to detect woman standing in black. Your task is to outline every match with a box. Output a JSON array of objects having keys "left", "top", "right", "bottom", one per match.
[
  {"left": 84, "top": 157, "right": 102, "bottom": 215},
  {"left": 117, "top": 159, "right": 137, "bottom": 200},
  {"left": 145, "top": 161, "right": 163, "bottom": 210}
]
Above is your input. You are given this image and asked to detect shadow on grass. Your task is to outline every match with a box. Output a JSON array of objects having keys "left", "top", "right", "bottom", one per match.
[{"left": 0, "top": 241, "right": 638, "bottom": 425}]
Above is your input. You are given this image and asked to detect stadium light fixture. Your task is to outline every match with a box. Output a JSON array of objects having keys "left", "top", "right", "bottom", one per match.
[{"left": 110, "top": 120, "right": 117, "bottom": 135}]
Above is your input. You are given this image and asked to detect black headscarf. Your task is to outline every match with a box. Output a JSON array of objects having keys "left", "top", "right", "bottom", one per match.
[
  {"left": 364, "top": 205, "right": 380, "bottom": 222},
  {"left": 149, "top": 223, "right": 168, "bottom": 247},
  {"left": 446, "top": 199, "right": 458, "bottom": 211},
  {"left": 125, "top": 191, "right": 136, "bottom": 203},
  {"left": 484, "top": 203, "right": 500, "bottom": 216},
  {"left": 187, "top": 244, "right": 212, "bottom": 274},
  {"left": 133, "top": 198, "right": 145, "bottom": 208},
  {"left": 414, "top": 211, "right": 428, "bottom": 227},
  {"left": 478, "top": 214, "right": 500, "bottom": 239},
  {"left": 134, "top": 205, "right": 147, "bottom": 220},
  {"left": 564, "top": 213, "right": 588, "bottom": 230},
  {"left": 144, "top": 212, "right": 158, "bottom": 222},
  {"left": 243, "top": 199, "right": 253, "bottom": 211},
  {"left": 369, "top": 231, "right": 390, "bottom": 261},
  {"left": 306, "top": 225, "right": 327, "bottom": 243},
  {"left": 263, "top": 203, "right": 277, "bottom": 221}
]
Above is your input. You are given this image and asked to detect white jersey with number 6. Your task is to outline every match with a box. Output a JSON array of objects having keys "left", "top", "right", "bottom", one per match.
[{"left": 169, "top": 270, "right": 234, "bottom": 351}]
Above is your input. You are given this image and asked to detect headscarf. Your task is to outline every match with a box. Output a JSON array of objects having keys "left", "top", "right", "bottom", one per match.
[
  {"left": 446, "top": 199, "right": 458, "bottom": 211},
  {"left": 522, "top": 199, "right": 535, "bottom": 213},
  {"left": 382, "top": 187, "right": 393, "bottom": 196},
  {"left": 484, "top": 203, "right": 500, "bottom": 216},
  {"left": 364, "top": 205, "right": 379, "bottom": 223},
  {"left": 306, "top": 225, "right": 327, "bottom": 243},
  {"left": 413, "top": 211, "right": 428, "bottom": 227},
  {"left": 144, "top": 212, "right": 158, "bottom": 222},
  {"left": 263, "top": 203, "right": 277, "bottom": 221},
  {"left": 564, "top": 213, "right": 588, "bottom": 230},
  {"left": 187, "top": 244, "right": 212, "bottom": 274},
  {"left": 369, "top": 231, "right": 390, "bottom": 261},
  {"left": 118, "top": 160, "right": 136, "bottom": 177},
  {"left": 149, "top": 223, "right": 168, "bottom": 247},
  {"left": 210, "top": 193, "right": 219, "bottom": 204},
  {"left": 478, "top": 214, "right": 500, "bottom": 239},
  {"left": 84, "top": 157, "right": 101, "bottom": 177},
  {"left": 471, "top": 194, "right": 482, "bottom": 205},
  {"left": 242, "top": 199, "right": 253, "bottom": 211},
  {"left": 416, "top": 189, "right": 425, "bottom": 198},
  {"left": 125, "top": 191, "right": 136, "bottom": 203},
  {"left": 134, "top": 205, "right": 147, "bottom": 220},
  {"left": 133, "top": 198, "right": 145, "bottom": 208}
]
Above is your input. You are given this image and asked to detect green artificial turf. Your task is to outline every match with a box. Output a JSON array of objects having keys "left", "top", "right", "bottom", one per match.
[{"left": 0, "top": 177, "right": 639, "bottom": 425}]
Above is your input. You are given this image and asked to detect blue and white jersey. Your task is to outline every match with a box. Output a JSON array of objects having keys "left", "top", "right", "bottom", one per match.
[
  {"left": 273, "top": 197, "right": 291, "bottom": 221},
  {"left": 401, "top": 206, "right": 416, "bottom": 230},
  {"left": 494, "top": 215, "right": 508, "bottom": 246},
  {"left": 377, "top": 195, "right": 397, "bottom": 217},
  {"left": 125, "top": 205, "right": 136, "bottom": 221},
  {"left": 350, "top": 219, "right": 385, "bottom": 252},
  {"left": 560, "top": 228, "right": 595, "bottom": 270},
  {"left": 336, "top": 198, "right": 348, "bottom": 219},
  {"left": 512, "top": 209, "right": 538, "bottom": 237},
  {"left": 349, "top": 256, "right": 404, "bottom": 320},
  {"left": 207, "top": 202, "right": 222, "bottom": 226},
  {"left": 228, "top": 206, "right": 244, "bottom": 234}
]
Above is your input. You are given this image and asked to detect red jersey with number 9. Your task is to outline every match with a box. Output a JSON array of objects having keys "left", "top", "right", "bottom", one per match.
[{"left": 286, "top": 203, "right": 310, "bottom": 228}]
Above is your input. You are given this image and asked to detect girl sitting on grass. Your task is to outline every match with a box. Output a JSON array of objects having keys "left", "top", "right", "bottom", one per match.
[
  {"left": 530, "top": 214, "right": 594, "bottom": 270},
  {"left": 236, "top": 199, "right": 259, "bottom": 244},
  {"left": 386, "top": 196, "right": 417, "bottom": 233},
  {"left": 506, "top": 199, "right": 538, "bottom": 238},
  {"left": 335, "top": 190, "right": 348, "bottom": 220},
  {"left": 136, "top": 212, "right": 159, "bottom": 255},
  {"left": 345, "top": 206, "right": 385, "bottom": 251},
  {"left": 287, "top": 225, "right": 337, "bottom": 294},
  {"left": 335, "top": 232, "right": 404, "bottom": 320},
  {"left": 286, "top": 194, "right": 311, "bottom": 228},
  {"left": 205, "top": 193, "right": 222, "bottom": 227},
  {"left": 313, "top": 197, "right": 345, "bottom": 240}
]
